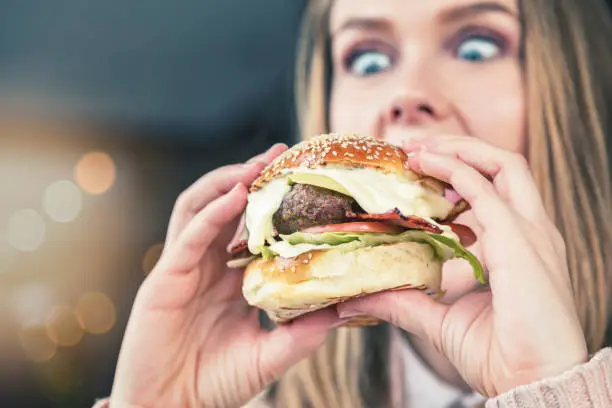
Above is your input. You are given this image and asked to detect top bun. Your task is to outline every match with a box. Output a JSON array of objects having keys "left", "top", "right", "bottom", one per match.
[{"left": 250, "top": 133, "right": 432, "bottom": 192}]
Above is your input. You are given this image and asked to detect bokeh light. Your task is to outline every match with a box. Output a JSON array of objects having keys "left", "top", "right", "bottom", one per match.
[
  {"left": 43, "top": 180, "right": 83, "bottom": 223},
  {"left": 45, "top": 306, "right": 84, "bottom": 347},
  {"left": 19, "top": 325, "right": 57, "bottom": 362},
  {"left": 74, "top": 151, "right": 116, "bottom": 194},
  {"left": 7, "top": 209, "right": 46, "bottom": 252},
  {"left": 75, "top": 292, "right": 116, "bottom": 334},
  {"left": 9, "top": 284, "right": 56, "bottom": 327},
  {"left": 0, "top": 232, "right": 15, "bottom": 274},
  {"left": 142, "top": 242, "right": 164, "bottom": 275}
]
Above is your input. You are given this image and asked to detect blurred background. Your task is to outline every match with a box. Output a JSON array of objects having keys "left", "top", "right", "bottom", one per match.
[{"left": 0, "top": 1, "right": 307, "bottom": 406}]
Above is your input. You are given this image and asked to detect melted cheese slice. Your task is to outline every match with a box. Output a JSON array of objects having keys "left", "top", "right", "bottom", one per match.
[
  {"left": 245, "top": 168, "right": 454, "bottom": 255},
  {"left": 245, "top": 178, "right": 291, "bottom": 254},
  {"left": 268, "top": 241, "right": 333, "bottom": 258}
]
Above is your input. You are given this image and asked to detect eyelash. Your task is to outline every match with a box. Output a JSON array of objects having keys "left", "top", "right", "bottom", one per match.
[
  {"left": 340, "top": 25, "right": 510, "bottom": 72},
  {"left": 447, "top": 26, "right": 509, "bottom": 58},
  {"left": 342, "top": 40, "right": 396, "bottom": 71}
]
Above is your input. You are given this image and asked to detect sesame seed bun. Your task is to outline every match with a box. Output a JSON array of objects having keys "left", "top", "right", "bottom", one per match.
[
  {"left": 250, "top": 133, "right": 445, "bottom": 194},
  {"left": 242, "top": 241, "right": 442, "bottom": 325},
  {"left": 241, "top": 133, "right": 461, "bottom": 327}
]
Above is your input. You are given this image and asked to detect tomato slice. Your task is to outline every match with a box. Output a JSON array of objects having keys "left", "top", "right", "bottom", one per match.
[{"left": 301, "top": 222, "right": 403, "bottom": 234}]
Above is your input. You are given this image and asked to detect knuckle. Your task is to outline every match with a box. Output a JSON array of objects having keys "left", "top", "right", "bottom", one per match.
[
  {"left": 509, "top": 152, "right": 529, "bottom": 171},
  {"left": 551, "top": 227, "right": 567, "bottom": 257},
  {"left": 385, "top": 295, "right": 405, "bottom": 326},
  {"left": 535, "top": 220, "right": 567, "bottom": 260},
  {"left": 174, "top": 190, "right": 192, "bottom": 213}
]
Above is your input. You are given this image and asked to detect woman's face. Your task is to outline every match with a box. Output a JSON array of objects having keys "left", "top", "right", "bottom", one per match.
[{"left": 329, "top": 0, "right": 525, "bottom": 300}]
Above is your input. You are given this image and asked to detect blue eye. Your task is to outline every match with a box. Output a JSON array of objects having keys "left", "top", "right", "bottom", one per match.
[
  {"left": 347, "top": 50, "right": 392, "bottom": 76},
  {"left": 456, "top": 37, "right": 501, "bottom": 62}
]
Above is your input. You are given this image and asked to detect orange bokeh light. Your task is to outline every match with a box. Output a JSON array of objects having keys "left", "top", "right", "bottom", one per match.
[
  {"left": 19, "top": 325, "right": 57, "bottom": 362},
  {"left": 142, "top": 242, "right": 164, "bottom": 275},
  {"left": 75, "top": 292, "right": 116, "bottom": 334},
  {"left": 45, "top": 305, "right": 84, "bottom": 347},
  {"left": 74, "top": 151, "right": 116, "bottom": 194}
]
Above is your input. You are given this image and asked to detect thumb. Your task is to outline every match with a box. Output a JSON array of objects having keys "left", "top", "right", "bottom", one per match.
[
  {"left": 256, "top": 308, "right": 346, "bottom": 384},
  {"left": 337, "top": 290, "right": 448, "bottom": 345}
]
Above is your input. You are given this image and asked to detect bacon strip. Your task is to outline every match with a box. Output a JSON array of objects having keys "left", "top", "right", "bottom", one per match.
[
  {"left": 443, "top": 199, "right": 470, "bottom": 222},
  {"left": 228, "top": 208, "right": 477, "bottom": 258},
  {"left": 346, "top": 208, "right": 443, "bottom": 234},
  {"left": 228, "top": 240, "right": 249, "bottom": 256}
]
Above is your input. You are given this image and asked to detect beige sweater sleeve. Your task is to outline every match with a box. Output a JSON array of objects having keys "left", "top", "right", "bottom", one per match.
[{"left": 486, "top": 348, "right": 612, "bottom": 408}]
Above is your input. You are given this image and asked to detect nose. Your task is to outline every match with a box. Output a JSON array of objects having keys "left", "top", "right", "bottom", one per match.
[
  {"left": 384, "top": 92, "right": 450, "bottom": 126},
  {"left": 373, "top": 87, "right": 455, "bottom": 145}
]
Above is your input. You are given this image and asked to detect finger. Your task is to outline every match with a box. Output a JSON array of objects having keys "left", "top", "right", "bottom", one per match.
[
  {"left": 410, "top": 153, "right": 568, "bottom": 308},
  {"left": 409, "top": 152, "right": 515, "bottom": 233},
  {"left": 408, "top": 140, "right": 566, "bottom": 269},
  {"left": 337, "top": 291, "right": 448, "bottom": 350},
  {"left": 166, "top": 144, "right": 286, "bottom": 244},
  {"left": 166, "top": 164, "right": 262, "bottom": 244},
  {"left": 405, "top": 137, "right": 548, "bottom": 223},
  {"left": 227, "top": 212, "right": 247, "bottom": 253},
  {"left": 247, "top": 143, "right": 288, "bottom": 164},
  {"left": 255, "top": 308, "right": 347, "bottom": 385},
  {"left": 408, "top": 148, "right": 565, "bottom": 255},
  {"left": 159, "top": 183, "right": 248, "bottom": 275}
]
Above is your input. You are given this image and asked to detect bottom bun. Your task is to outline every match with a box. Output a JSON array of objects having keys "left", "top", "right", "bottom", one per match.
[{"left": 242, "top": 241, "right": 443, "bottom": 326}]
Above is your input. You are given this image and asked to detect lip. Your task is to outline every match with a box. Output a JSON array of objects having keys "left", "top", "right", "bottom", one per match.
[{"left": 445, "top": 188, "right": 462, "bottom": 205}]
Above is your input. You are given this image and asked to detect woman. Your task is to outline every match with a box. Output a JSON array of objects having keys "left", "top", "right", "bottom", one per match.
[{"left": 95, "top": 0, "right": 612, "bottom": 407}]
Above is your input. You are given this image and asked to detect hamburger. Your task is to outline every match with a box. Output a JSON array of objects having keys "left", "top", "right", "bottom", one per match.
[{"left": 228, "top": 133, "right": 484, "bottom": 326}]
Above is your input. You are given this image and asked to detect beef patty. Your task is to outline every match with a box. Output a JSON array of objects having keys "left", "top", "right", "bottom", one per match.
[{"left": 272, "top": 184, "right": 363, "bottom": 234}]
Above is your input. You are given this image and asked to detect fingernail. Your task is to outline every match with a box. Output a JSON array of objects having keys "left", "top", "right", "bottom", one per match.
[
  {"left": 246, "top": 143, "right": 287, "bottom": 164},
  {"left": 260, "top": 143, "right": 287, "bottom": 157},
  {"left": 407, "top": 155, "right": 422, "bottom": 173},
  {"left": 403, "top": 141, "right": 417, "bottom": 152},
  {"left": 271, "top": 142, "right": 288, "bottom": 150},
  {"left": 332, "top": 318, "right": 353, "bottom": 328},
  {"left": 337, "top": 310, "right": 360, "bottom": 319},
  {"left": 230, "top": 183, "right": 244, "bottom": 194},
  {"left": 243, "top": 160, "right": 266, "bottom": 169},
  {"left": 246, "top": 154, "right": 262, "bottom": 164}
]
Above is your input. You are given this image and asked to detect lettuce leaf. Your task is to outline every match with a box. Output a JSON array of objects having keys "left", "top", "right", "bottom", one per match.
[
  {"left": 261, "top": 246, "right": 278, "bottom": 261},
  {"left": 279, "top": 230, "right": 485, "bottom": 283},
  {"left": 427, "top": 234, "right": 485, "bottom": 284},
  {"left": 263, "top": 240, "right": 367, "bottom": 259},
  {"left": 281, "top": 230, "right": 453, "bottom": 259}
]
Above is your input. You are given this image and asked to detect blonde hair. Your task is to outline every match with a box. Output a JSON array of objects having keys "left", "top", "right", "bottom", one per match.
[{"left": 269, "top": 0, "right": 612, "bottom": 406}]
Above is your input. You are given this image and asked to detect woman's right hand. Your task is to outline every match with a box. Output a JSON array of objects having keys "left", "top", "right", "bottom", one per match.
[{"left": 109, "top": 143, "right": 344, "bottom": 408}]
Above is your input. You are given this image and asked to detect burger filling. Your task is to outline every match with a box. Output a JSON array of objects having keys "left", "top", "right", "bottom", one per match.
[
  {"left": 235, "top": 168, "right": 484, "bottom": 282},
  {"left": 272, "top": 184, "right": 363, "bottom": 235}
]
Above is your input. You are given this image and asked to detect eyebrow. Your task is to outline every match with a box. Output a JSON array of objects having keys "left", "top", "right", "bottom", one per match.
[
  {"left": 331, "top": 1, "right": 518, "bottom": 38},
  {"left": 330, "top": 18, "right": 391, "bottom": 38},
  {"left": 439, "top": 1, "right": 518, "bottom": 23}
]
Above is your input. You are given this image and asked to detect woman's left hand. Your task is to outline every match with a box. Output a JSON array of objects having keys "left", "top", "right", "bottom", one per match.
[{"left": 336, "top": 135, "right": 588, "bottom": 397}]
